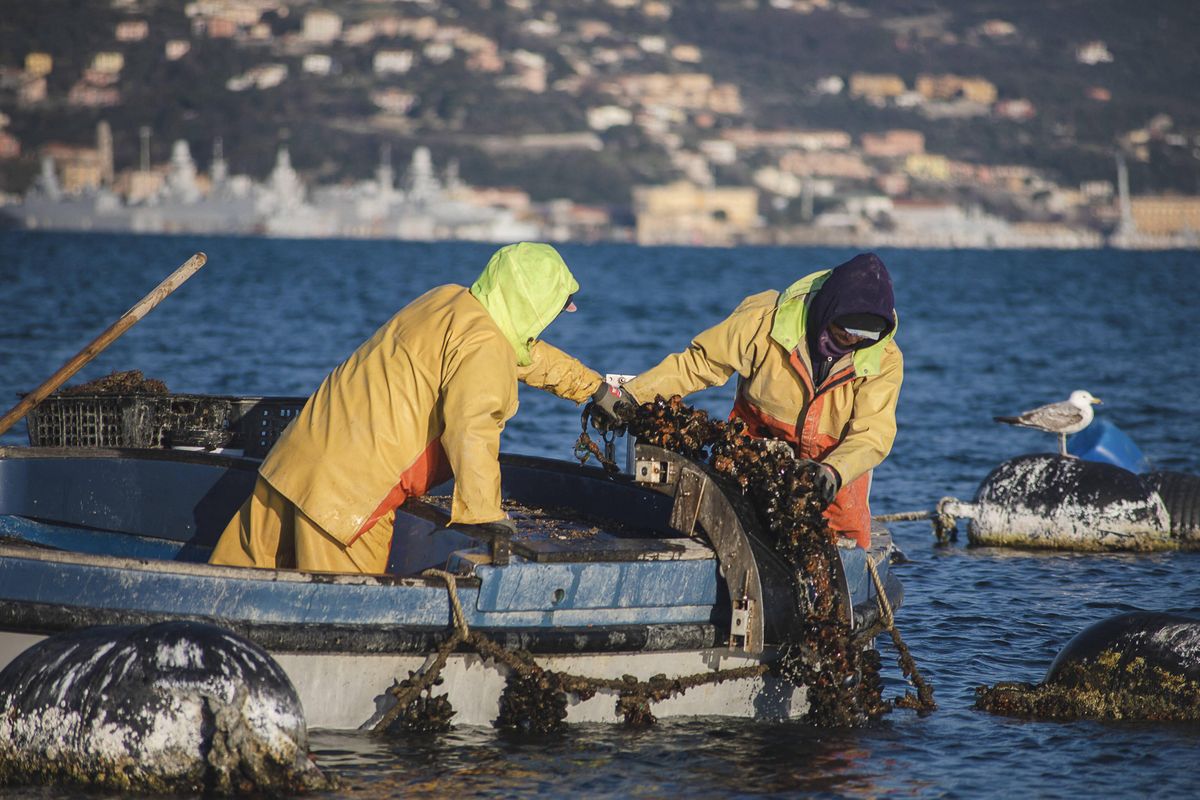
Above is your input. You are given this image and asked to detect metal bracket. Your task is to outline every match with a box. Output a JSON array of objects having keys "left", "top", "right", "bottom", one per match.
[
  {"left": 730, "top": 597, "right": 755, "bottom": 651},
  {"left": 634, "top": 458, "right": 675, "bottom": 485},
  {"left": 669, "top": 465, "right": 765, "bottom": 654}
]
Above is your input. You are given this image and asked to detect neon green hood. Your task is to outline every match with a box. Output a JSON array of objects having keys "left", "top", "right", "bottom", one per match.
[
  {"left": 470, "top": 242, "right": 579, "bottom": 366},
  {"left": 770, "top": 270, "right": 898, "bottom": 378}
]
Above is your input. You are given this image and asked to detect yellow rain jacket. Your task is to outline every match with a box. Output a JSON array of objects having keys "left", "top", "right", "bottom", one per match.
[
  {"left": 624, "top": 270, "right": 902, "bottom": 548},
  {"left": 257, "top": 243, "right": 601, "bottom": 550}
]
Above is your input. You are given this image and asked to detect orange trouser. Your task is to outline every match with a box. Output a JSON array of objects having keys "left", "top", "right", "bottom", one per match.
[{"left": 208, "top": 476, "right": 395, "bottom": 574}]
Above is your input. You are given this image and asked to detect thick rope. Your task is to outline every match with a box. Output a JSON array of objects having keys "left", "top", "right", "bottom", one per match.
[
  {"left": 422, "top": 568, "right": 470, "bottom": 637},
  {"left": 873, "top": 496, "right": 970, "bottom": 545},
  {"left": 371, "top": 570, "right": 469, "bottom": 733},
  {"left": 866, "top": 554, "right": 936, "bottom": 714}
]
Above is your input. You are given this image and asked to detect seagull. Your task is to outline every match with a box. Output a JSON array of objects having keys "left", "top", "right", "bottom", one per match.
[{"left": 993, "top": 390, "right": 1103, "bottom": 457}]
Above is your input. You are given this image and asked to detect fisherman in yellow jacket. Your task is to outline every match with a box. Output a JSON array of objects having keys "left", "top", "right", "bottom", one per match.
[
  {"left": 210, "top": 242, "right": 603, "bottom": 574},
  {"left": 590, "top": 253, "right": 902, "bottom": 549}
]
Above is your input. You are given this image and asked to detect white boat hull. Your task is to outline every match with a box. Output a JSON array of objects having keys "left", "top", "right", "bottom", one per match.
[
  {"left": 278, "top": 647, "right": 804, "bottom": 729},
  {"left": 1, "top": 631, "right": 803, "bottom": 730}
]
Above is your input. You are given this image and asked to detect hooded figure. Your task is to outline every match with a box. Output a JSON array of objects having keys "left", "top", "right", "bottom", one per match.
[
  {"left": 210, "top": 243, "right": 603, "bottom": 574},
  {"left": 617, "top": 253, "right": 902, "bottom": 548}
]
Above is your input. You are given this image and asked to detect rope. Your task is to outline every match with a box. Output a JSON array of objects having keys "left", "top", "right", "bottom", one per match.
[
  {"left": 373, "top": 564, "right": 776, "bottom": 731},
  {"left": 865, "top": 554, "right": 936, "bottom": 714},
  {"left": 422, "top": 568, "right": 469, "bottom": 637},
  {"left": 873, "top": 497, "right": 972, "bottom": 545},
  {"left": 371, "top": 569, "right": 469, "bottom": 733},
  {"left": 873, "top": 510, "right": 934, "bottom": 522}
]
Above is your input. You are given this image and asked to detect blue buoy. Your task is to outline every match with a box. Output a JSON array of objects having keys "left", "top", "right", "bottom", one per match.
[{"left": 1068, "top": 417, "right": 1151, "bottom": 474}]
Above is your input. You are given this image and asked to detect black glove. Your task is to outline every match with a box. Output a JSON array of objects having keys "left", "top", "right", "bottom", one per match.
[
  {"left": 587, "top": 382, "right": 637, "bottom": 432},
  {"left": 455, "top": 518, "right": 516, "bottom": 565},
  {"left": 799, "top": 459, "right": 840, "bottom": 508},
  {"left": 812, "top": 463, "right": 841, "bottom": 509}
]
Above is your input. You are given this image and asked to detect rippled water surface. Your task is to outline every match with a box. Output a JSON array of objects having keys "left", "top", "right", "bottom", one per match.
[{"left": 2, "top": 232, "right": 1199, "bottom": 798}]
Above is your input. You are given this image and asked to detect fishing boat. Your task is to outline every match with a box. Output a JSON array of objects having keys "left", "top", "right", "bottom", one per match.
[{"left": 0, "top": 400, "right": 903, "bottom": 730}]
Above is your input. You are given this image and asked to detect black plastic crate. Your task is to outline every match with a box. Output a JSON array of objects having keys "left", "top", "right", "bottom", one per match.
[
  {"left": 26, "top": 394, "right": 306, "bottom": 458},
  {"left": 233, "top": 397, "right": 306, "bottom": 458}
]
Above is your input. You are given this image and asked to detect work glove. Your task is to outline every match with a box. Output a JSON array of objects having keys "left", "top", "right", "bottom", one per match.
[
  {"left": 587, "top": 382, "right": 637, "bottom": 433},
  {"left": 812, "top": 463, "right": 842, "bottom": 509},
  {"left": 798, "top": 459, "right": 840, "bottom": 508},
  {"left": 456, "top": 518, "right": 517, "bottom": 566}
]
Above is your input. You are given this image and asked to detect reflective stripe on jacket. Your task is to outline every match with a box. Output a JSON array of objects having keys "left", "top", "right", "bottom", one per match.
[
  {"left": 624, "top": 273, "right": 902, "bottom": 547},
  {"left": 260, "top": 284, "right": 601, "bottom": 544}
]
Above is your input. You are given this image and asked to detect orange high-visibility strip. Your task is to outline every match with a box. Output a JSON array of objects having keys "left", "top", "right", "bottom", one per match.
[{"left": 350, "top": 437, "right": 451, "bottom": 543}]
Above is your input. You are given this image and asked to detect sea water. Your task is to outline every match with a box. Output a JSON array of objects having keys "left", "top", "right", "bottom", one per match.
[{"left": 1, "top": 232, "right": 1198, "bottom": 798}]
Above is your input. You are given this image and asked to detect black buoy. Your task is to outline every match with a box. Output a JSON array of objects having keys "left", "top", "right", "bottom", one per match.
[
  {"left": 0, "top": 621, "right": 334, "bottom": 794},
  {"left": 1046, "top": 611, "right": 1200, "bottom": 684},
  {"left": 976, "top": 611, "right": 1200, "bottom": 721},
  {"left": 1141, "top": 471, "right": 1200, "bottom": 541},
  {"left": 966, "top": 454, "right": 1171, "bottom": 550}
]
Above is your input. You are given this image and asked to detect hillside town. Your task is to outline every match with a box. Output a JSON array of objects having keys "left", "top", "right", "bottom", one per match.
[{"left": 2, "top": 0, "right": 1198, "bottom": 247}]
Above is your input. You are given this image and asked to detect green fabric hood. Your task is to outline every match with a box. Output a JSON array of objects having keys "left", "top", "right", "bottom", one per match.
[{"left": 470, "top": 242, "right": 579, "bottom": 366}]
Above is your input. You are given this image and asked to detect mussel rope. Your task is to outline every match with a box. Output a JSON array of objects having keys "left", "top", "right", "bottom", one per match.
[
  {"left": 866, "top": 554, "right": 936, "bottom": 714},
  {"left": 372, "top": 566, "right": 772, "bottom": 733},
  {"left": 573, "top": 403, "right": 935, "bottom": 715}
]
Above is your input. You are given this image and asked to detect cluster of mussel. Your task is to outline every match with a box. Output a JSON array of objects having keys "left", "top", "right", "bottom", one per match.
[
  {"left": 975, "top": 651, "right": 1200, "bottom": 722},
  {"left": 387, "top": 395, "right": 899, "bottom": 734},
  {"left": 627, "top": 395, "right": 891, "bottom": 726}
]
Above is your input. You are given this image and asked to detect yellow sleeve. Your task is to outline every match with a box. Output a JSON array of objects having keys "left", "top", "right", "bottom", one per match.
[
  {"left": 439, "top": 344, "right": 516, "bottom": 525},
  {"left": 517, "top": 340, "right": 603, "bottom": 403},
  {"left": 624, "top": 293, "right": 774, "bottom": 403},
  {"left": 822, "top": 345, "right": 903, "bottom": 485}
]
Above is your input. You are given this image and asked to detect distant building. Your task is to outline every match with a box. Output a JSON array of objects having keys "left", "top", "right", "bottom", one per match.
[
  {"left": 576, "top": 19, "right": 612, "bottom": 40},
  {"left": 0, "top": 132, "right": 20, "bottom": 159},
  {"left": 994, "top": 99, "right": 1036, "bottom": 121},
  {"left": 165, "top": 40, "right": 191, "bottom": 61},
  {"left": 302, "top": 10, "right": 342, "bottom": 44},
  {"left": 91, "top": 52, "right": 125, "bottom": 75},
  {"left": 19, "top": 76, "right": 47, "bottom": 105},
  {"left": 370, "top": 88, "right": 416, "bottom": 114},
  {"left": 374, "top": 50, "right": 414, "bottom": 75},
  {"left": 24, "top": 52, "right": 52, "bottom": 77},
  {"left": 979, "top": 19, "right": 1017, "bottom": 38},
  {"left": 226, "top": 64, "right": 287, "bottom": 91},
  {"left": 915, "top": 74, "right": 997, "bottom": 104},
  {"left": 639, "top": 35, "right": 667, "bottom": 54},
  {"left": 671, "top": 44, "right": 702, "bottom": 63},
  {"left": 643, "top": 1, "right": 672, "bottom": 19},
  {"left": 587, "top": 105, "right": 634, "bottom": 130},
  {"left": 615, "top": 73, "right": 742, "bottom": 115},
  {"left": 861, "top": 130, "right": 924, "bottom": 158},
  {"left": 848, "top": 73, "right": 906, "bottom": 102},
  {"left": 1076, "top": 41, "right": 1113, "bottom": 65},
  {"left": 699, "top": 139, "right": 738, "bottom": 165},
  {"left": 720, "top": 128, "right": 850, "bottom": 151},
  {"left": 904, "top": 154, "right": 951, "bottom": 182},
  {"left": 1130, "top": 196, "right": 1200, "bottom": 236},
  {"left": 115, "top": 20, "right": 149, "bottom": 42},
  {"left": 633, "top": 181, "right": 760, "bottom": 246},
  {"left": 303, "top": 54, "right": 333, "bottom": 76},
  {"left": 779, "top": 151, "right": 871, "bottom": 180}
]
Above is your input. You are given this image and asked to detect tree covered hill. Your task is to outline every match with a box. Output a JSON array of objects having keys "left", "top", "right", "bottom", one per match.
[{"left": 1, "top": 0, "right": 1197, "bottom": 202}]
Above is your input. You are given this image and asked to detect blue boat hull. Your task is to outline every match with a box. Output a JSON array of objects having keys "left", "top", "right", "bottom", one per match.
[{"left": 0, "top": 445, "right": 901, "bottom": 727}]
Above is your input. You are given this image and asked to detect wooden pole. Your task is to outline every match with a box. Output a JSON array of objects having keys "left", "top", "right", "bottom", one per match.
[{"left": 0, "top": 252, "right": 207, "bottom": 438}]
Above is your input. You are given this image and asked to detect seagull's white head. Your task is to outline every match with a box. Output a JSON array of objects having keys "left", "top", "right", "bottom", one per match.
[{"left": 1069, "top": 390, "right": 1102, "bottom": 408}]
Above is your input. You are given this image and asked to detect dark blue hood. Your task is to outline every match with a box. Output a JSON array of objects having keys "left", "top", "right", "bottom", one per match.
[
  {"left": 806, "top": 253, "right": 895, "bottom": 345},
  {"left": 805, "top": 253, "right": 895, "bottom": 378}
]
